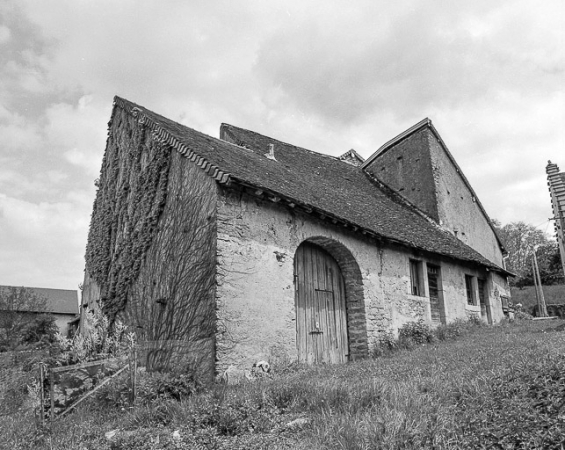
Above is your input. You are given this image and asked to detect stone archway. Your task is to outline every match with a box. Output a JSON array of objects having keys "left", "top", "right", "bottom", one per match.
[{"left": 294, "top": 237, "right": 368, "bottom": 361}]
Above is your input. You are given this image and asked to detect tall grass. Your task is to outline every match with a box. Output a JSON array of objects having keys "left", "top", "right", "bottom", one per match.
[{"left": 2, "top": 319, "right": 564, "bottom": 449}]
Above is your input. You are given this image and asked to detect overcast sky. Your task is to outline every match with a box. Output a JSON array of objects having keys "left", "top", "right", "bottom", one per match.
[{"left": 0, "top": 1, "right": 563, "bottom": 290}]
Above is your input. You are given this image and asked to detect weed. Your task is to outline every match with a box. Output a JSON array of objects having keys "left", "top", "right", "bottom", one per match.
[
  {"left": 2, "top": 319, "right": 564, "bottom": 449},
  {"left": 399, "top": 320, "right": 436, "bottom": 346}
]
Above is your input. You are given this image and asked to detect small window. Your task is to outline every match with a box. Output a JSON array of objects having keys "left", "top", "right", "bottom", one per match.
[
  {"left": 410, "top": 260, "right": 423, "bottom": 296},
  {"left": 465, "top": 275, "right": 475, "bottom": 305}
]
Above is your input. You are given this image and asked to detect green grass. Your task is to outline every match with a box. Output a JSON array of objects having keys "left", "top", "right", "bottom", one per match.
[
  {"left": 2, "top": 319, "right": 564, "bottom": 449},
  {"left": 511, "top": 284, "right": 565, "bottom": 313}
]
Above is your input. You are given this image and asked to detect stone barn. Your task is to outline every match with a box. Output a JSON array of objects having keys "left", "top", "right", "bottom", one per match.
[{"left": 80, "top": 96, "right": 512, "bottom": 380}]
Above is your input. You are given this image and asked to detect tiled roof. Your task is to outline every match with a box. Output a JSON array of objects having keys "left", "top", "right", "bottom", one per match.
[
  {"left": 113, "top": 96, "right": 508, "bottom": 273},
  {"left": 0, "top": 285, "right": 79, "bottom": 314}
]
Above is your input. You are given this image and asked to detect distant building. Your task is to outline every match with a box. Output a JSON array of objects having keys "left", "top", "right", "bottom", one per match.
[
  {"left": 546, "top": 161, "right": 565, "bottom": 277},
  {"left": 0, "top": 285, "right": 79, "bottom": 337}
]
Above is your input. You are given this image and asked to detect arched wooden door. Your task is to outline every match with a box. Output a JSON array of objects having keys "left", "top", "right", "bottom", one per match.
[{"left": 294, "top": 242, "right": 348, "bottom": 364}]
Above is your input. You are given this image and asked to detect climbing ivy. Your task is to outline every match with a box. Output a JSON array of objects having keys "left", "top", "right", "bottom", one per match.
[{"left": 85, "top": 108, "right": 172, "bottom": 321}]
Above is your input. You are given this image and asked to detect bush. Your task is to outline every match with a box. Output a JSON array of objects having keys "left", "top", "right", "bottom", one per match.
[
  {"left": 20, "top": 314, "right": 59, "bottom": 345},
  {"left": 515, "top": 310, "right": 534, "bottom": 320},
  {"left": 136, "top": 370, "right": 200, "bottom": 404},
  {"left": 398, "top": 320, "right": 435, "bottom": 346},
  {"left": 52, "top": 309, "right": 134, "bottom": 366},
  {"left": 434, "top": 319, "right": 468, "bottom": 341},
  {"left": 371, "top": 330, "right": 397, "bottom": 358}
]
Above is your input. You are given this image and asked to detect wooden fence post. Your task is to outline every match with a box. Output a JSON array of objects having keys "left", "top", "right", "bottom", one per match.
[
  {"left": 130, "top": 346, "right": 137, "bottom": 406},
  {"left": 39, "top": 364, "right": 45, "bottom": 428},
  {"left": 49, "top": 368, "right": 54, "bottom": 425}
]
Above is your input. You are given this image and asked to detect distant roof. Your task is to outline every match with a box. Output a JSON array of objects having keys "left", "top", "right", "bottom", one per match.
[
  {"left": 0, "top": 285, "right": 78, "bottom": 315},
  {"left": 111, "top": 96, "right": 509, "bottom": 273}
]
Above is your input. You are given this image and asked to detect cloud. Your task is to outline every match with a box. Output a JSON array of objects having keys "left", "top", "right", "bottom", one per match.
[
  {"left": 0, "top": 0, "right": 562, "bottom": 289},
  {"left": 0, "top": 193, "right": 90, "bottom": 288},
  {"left": 255, "top": 1, "right": 564, "bottom": 126},
  {"left": 45, "top": 95, "right": 107, "bottom": 177},
  {"left": 0, "top": 25, "right": 11, "bottom": 43}
]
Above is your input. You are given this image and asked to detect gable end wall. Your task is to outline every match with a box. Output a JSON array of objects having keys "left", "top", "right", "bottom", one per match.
[
  {"left": 81, "top": 108, "right": 218, "bottom": 381},
  {"left": 363, "top": 129, "right": 439, "bottom": 221},
  {"left": 427, "top": 132, "right": 504, "bottom": 266}
]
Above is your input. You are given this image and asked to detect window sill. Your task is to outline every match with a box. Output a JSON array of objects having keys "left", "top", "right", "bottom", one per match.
[
  {"left": 465, "top": 304, "right": 481, "bottom": 312},
  {"left": 407, "top": 294, "right": 428, "bottom": 302}
]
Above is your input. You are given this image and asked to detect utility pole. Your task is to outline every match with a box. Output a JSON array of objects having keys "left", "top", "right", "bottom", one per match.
[{"left": 532, "top": 246, "right": 548, "bottom": 317}]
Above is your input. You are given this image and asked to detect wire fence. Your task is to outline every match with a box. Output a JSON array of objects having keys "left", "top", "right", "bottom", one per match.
[{"left": 0, "top": 337, "right": 214, "bottom": 427}]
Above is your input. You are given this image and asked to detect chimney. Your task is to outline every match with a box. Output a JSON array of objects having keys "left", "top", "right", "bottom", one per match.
[{"left": 265, "top": 143, "right": 277, "bottom": 161}]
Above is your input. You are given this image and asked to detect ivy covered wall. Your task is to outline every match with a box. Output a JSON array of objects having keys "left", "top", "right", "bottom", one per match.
[{"left": 82, "top": 105, "right": 218, "bottom": 379}]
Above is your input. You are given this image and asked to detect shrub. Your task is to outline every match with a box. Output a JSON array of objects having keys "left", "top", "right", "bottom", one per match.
[
  {"left": 515, "top": 310, "right": 534, "bottom": 320},
  {"left": 434, "top": 319, "right": 468, "bottom": 341},
  {"left": 135, "top": 370, "right": 200, "bottom": 404},
  {"left": 52, "top": 309, "right": 134, "bottom": 366},
  {"left": 467, "top": 313, "right": 484, "bottom": 326},
  {"left": 371, "top": 330, "right": 397, "bottom": 358},
  {"left": 20, "top": 315, "right": 59, "bottom": 345},
  {"left": 398, "top": 320, "right": 435, "bottom": 345}
]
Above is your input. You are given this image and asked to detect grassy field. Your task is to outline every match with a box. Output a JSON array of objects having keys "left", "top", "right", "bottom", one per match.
[
  {"left": 2, "top": 319, "right": 565, "bottom": 450},
  {"left": 511, "top": 284, "right": 565, "bottom": 313}
]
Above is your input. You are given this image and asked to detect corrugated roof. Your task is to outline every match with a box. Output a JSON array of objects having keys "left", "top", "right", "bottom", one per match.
[
  {"left": 113, "top": 96, "right": 508, "bottom": 273},
  {"left": 0, "top": 285, "right": 78, "bottom": 315}
]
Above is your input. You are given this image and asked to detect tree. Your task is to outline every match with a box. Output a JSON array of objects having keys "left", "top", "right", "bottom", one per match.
[
  {"left": 516, "top": 241, "right": 565, "bottom": 287},
  {"left": 493, "top": 221, "right": 550, "bottom": 282},
  {"left": 0, "top": 286, "right": 55, "bottom": 351},
  {"left": 493, "top": 220, "right": 563, "bottom": 287}
]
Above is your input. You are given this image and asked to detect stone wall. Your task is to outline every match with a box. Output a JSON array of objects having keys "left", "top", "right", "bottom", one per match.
[
  {"left": 81, "top": 107, "right": 218, "bottom": 381},
  {"left": 428, "top": 133, "right": 504, "bottom": 267},
  {"left": 364, "top": 129, "right": 439, "bottom": 221},
  {"left": 363, "top": 126, "right": 504, "bottom": 268},
  {"left": 215, "top": 187, "right": 508, "bottom": 372}
]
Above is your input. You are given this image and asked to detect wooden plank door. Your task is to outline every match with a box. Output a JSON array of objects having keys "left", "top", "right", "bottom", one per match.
[
  {"left": 294, "top": 242, "right": 348, "bottom": 364},
  {"left": 477, "top": 279, "right": 491, "bottom": 324},
  {"left": 427, "top": 265, "right": 443, "bottom": 323}
]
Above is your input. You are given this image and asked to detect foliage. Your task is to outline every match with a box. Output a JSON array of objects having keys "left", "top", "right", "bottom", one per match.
[
  {"left": 516, "top": 241, "right": 565, "bottom": 287},
  {"left": 511, "top": 284, "right": 565, "bottom": 313},
  {"left": 52, "top": 309, "right": 133, "bottom": 366},
  {"left": 372, "top": 317, "right": 483, "bottom": 357},
  {"left": 494, "top": 221, "right": 549, "bottom": 278},
  {"left": 84, "top": 106, "right": 218, "bottom": 371},
  {"left": 135, "top": 370, "right": 201, "bottom": 404},
  {"left": 371, "top": 330, "right": 397, "bottom": 357},
  {"left": 398, "top": 319, "right": 436, "bottom": 345},
  {"left": 3, "top": 320, "right": 565, "bottom": 449},
  {"left": 433, "top": 318, "right": 470, "bottom": 341},
  {"left": 514, "top": 310, "right": 534, "bottom": 320},
  {"left": 20, "top": 314, "right": 59, "bottom": 346},
  {"left": 0, "top": 286, "right": 55, "bottom": 351},
  {"left": 85, "top": 108, "right": 172, "bottom": 320},
  {"left": 493, "top": 220, "right": 564, "bottom": 286}
]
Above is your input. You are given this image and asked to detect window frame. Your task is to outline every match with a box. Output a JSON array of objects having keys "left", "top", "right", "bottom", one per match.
[
  {"left": 409, "top": 259, "right": 424, "bottom": 297},
  {"left": 465, "top": 274, "right": 476, "bottom": 305}
]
